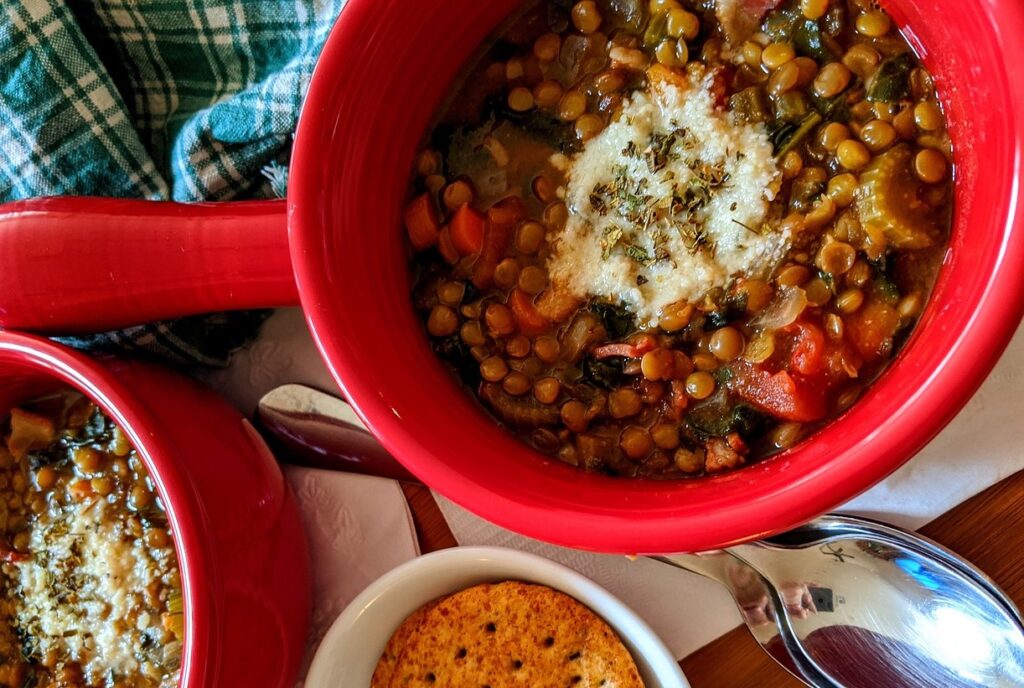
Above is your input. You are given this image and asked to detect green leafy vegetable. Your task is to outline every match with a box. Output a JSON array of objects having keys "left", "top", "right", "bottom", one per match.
[
  {"left": 762, "top": 0, "right": 839, "bottom": 61},
  {"left": 793, "top": 16, "right": 838, "bottom": 61},
  {"left": 770, "top": 111, "right": 823, "bottom": 157},
  {"left": 601, "top": 0, "right": 648, "bottom": 32},
  {"left": 590, "top": 302, "right": 635, "bottom": 339},
  {"left": 813, "top": 93, "right": 852, "bottom": 124},
  {"left": 582, "top": 355, "right": 629, "bottom": 390},
  {"left": 774, "top": 91, "right": 810, "bottom": 124},
  {"left": 867, "top": 53, "right": 913, "bottom": 103},
  {"left": 729, "top": 86, "right": 771, "bottom": 124},
  {"left": 643, "top": 11, "right": 668, "bottom": 48},
  {"left": 687, "top": 393, "right": 767, "bottom": 440},
  {"left": 873, "top": 276, "right": 901, "bottom": 305},
  {"left": 704, "top": 291, "right": 748, "bottom": 330}
]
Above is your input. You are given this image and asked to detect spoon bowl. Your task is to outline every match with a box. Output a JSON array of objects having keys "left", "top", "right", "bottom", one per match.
[{"left": 655, "top": 515, "right": 1024, "bottom": 687}]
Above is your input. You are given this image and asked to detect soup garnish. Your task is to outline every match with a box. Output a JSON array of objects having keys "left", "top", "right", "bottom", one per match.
[
  {"left": 0, "top": 393, "right": 182, "bottom": 687},
  {"left": 407, "top": 0, "right": 951, "bottom": 478}
]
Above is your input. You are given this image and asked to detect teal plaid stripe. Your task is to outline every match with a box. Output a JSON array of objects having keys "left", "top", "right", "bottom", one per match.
[
  {"left": 0, "top": 0, "right": 345, "bottom": 364},
  {"left": 1, "top": 1, "right": 166, "bottom": 199}
]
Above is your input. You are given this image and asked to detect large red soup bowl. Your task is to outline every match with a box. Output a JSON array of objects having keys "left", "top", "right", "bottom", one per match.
[
  {"left": 0, "top": 332, "right": 310, "bottom": 687},
  {"left": 1, "top": 0, "right": 1023, "bottom": 553}
]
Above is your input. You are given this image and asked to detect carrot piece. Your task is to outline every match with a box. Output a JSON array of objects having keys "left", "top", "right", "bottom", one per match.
[
  {"left": 436, "top": 227, "right": 460, "bottom": 265},
  {"left": 470, "top": 197, "right": 523, "bottom": 289},
  {"left": 535, "top": 284, "right": 583, "bottom": 323},
  {"left": 647, "top": 64, "right": 689, "bottom": 96},
  {"left": 403, "top": 193, "right": 440, "bottom": 251},
  {"left": 450, "top": 204, "right": 485, "bottom": 256},
  {"left": 508, "top": 288, "right": 551, "bottom": 336},
  {"left": 470, "top": 221, "right": 511, "bottom": 290},
  {"left": 846, "top": 301, "right": 901, "bottom": 361}
]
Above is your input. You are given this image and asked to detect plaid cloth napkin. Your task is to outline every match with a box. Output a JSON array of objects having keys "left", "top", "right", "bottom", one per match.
[{"left": 0, "top": 0, "right": 345, "bottom": 365}]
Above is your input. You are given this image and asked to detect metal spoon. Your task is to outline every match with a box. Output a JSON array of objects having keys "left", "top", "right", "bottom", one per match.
[
  {"left": 653, "top": 517, "right": 1024, "bottom": 687},
  {"left": 258, "top": 384, "right": 1024, "bottom": 688}
]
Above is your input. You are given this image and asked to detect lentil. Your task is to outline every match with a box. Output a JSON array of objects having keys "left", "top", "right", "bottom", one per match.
[{"left": 408, "top": 0, "right": 951, "bottom": 478}]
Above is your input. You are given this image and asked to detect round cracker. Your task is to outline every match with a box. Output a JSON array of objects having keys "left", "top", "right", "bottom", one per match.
[
  {"left": 386, "top": 581, "right": 644, "bottom": 687},
  {"left": 372, "top": 601, "right": 438, "bottom": 688}
]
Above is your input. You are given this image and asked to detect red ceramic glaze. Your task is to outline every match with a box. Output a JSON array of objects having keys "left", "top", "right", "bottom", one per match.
[
  {"left": 1, "top": 0, "right": 1024, "bottom": 553},
  {"left": 0, "top": 332, "right": 311, "bottom": 687},
  {"left": 0, "top": 197, "right": 295, "bottom": 333}
]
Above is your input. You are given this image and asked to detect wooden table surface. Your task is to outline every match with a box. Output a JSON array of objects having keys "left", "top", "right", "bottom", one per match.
[{"left": 400, "top": 469, "right": 1024, "bottom": 687}]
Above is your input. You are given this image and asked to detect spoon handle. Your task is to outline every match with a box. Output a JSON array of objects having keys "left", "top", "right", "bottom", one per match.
[{"left": 651, "top": 551, "right": 837, "bottom": 688}]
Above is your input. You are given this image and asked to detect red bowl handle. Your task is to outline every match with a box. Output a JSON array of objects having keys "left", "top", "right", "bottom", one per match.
[{"left": 0, "top": 197, "right": 297, "bottom": 333}]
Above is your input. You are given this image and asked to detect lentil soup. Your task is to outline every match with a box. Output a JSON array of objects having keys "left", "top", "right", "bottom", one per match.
[
  {"left": 406, "top": 0, "right": 952, "bottom": 478},
  {"left": 0, "top": 392, "right": 182, "bottom": 687}
]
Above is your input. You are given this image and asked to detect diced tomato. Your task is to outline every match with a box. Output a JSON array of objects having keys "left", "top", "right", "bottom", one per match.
[
  {"left": 846, "top": 302, "right": 901, "bottom": 361},
  {"left": 0, "top": 537, "right": 28, "bottom": 563},
  {"left": 730, "top": 363, "right": 827, "bottom": 423},
  {"left": 786, "top": 321, "right": 827, "bottom": 377},
  {"left": 826, "top": 344, "right": 863, "bottom": 380},
  {"left": 450, "top": 204, "right": 485, "bottom": 256},
  {"left": 508, "top": 288, "right": 551, "bottom": 335},
  {"left": 436, "top": 227, "right": 460, "bottom": 265},
  {"left": 471, "top": 220, "right": 511, "bottom": 290},
  {"left": 708, "top": 65, "right": 734, "bottom": 109},
  {"left": 403, "top": 193, "right": 440, "bottom": 251}
]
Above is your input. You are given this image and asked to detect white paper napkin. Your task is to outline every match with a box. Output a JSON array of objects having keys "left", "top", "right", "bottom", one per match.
[
  {"left": 283, "top": 466, "right": 420, "bottom": 684},
  {"left": 207, "top": 310, "right": 1024, "bottom": 661}
]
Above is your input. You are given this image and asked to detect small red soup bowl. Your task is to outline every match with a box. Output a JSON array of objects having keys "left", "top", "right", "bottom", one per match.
[
  {"left": 0, "top": 0, "right": 1023, "bottom": 553},
  {"left": 0, "top": 331, "right": 310, "bottom": 687}
]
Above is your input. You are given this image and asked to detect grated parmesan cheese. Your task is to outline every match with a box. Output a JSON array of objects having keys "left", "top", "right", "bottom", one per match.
[
  {"left": 547, "top": 68, "right": 788, "bottom": 327},
  {"left": 14, "top": 497, "right": 179, "bottom": 685}
]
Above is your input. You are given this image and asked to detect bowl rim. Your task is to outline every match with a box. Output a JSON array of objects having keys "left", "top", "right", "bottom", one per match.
[
  {"left": 0, "top": 331, "right": 211, "bottom": 687},
  {"left": 304, "top": 546, "right": 689, "bottom": 687},
  {"left": 290, "top": 0, "right": 1024, "bottom": 553}
]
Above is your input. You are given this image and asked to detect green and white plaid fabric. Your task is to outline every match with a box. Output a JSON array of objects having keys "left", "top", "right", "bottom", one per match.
[{"left": 0, "top": 0, "right": 345, "bottom": 364}]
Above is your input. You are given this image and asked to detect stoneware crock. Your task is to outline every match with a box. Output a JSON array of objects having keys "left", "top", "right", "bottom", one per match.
[
  {"left": 0, "top": 0, "right": 1023, "bottom": 553},
  {"left": 0, "top": 331, "right": 311, "bottom": 687}
]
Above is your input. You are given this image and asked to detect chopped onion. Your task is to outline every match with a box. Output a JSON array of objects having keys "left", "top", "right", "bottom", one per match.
[
  {"left": 750, "top": 285, "right": 808, "bottom": 331},
  {"left": 561, "top": 311, "right": 607, "bottom": 364}
]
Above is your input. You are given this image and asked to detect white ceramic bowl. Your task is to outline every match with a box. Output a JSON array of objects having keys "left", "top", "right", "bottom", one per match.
[{"left": 306, "top": 547, "right": 689, "bottom": 687}]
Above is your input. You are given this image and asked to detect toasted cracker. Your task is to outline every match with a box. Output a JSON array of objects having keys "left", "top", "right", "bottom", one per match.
[
  {"left": 386, "top": 581, "right": 644, "bottom": 687},
  {"left": 372, "top": 602, "right": 438, "bottom": 688}
]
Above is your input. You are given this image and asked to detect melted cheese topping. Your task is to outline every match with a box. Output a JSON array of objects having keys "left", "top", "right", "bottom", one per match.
[
  {"left": 16, "top": 498, "right": 179, "bottom": 685},
  {"left": 548, "top": 69, "right": 788, "bottom": 326}
]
